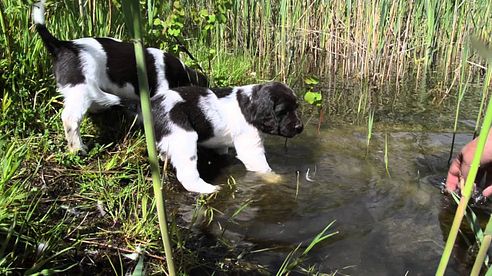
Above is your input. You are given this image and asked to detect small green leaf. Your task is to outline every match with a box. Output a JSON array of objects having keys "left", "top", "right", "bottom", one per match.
[
  {"left": 153, "top": 18, "right": 162, "bottom": 26},
  {"left": 131, "top": 256, "right": 144, "bottom": 276},
  {"left": 304, "top": 76, "right": 319, "bottom": 85},
  {"left": 199, "top": 9, "right": 209, "bottom": 18},
  {"left": 168, "top": 28, "right": 180, "bottom": 36},
  {"left": 208, "top": 14, "right": 216, "bottom": 23},
  {"left": 304, "top": 91, "right": 323, "bottom": 106}
]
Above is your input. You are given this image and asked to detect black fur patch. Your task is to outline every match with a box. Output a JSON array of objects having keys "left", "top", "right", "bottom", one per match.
[
  {"left": 152, "top": 87, "right": 215, "bottom": 142},
  {"left": 164, "top": 53, "right": 195, "bottom": 88},
  {"left": 96, "top": 38, "right": 158, "bottom": 95},
  {"left": 54, "top": 42, "right": 85, "bottom": 86},
  {"left": 236, "top": 89, "right": 253, "bottom": 123},
  {"left": 211, "top": 87, "right": 234, "bottom": 98},
  {"left": 170, "top": 87, "right": 214, "bottom": 142}
]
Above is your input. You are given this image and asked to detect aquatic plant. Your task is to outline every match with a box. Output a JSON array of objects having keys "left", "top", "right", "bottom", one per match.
[
  {"left": 276, "top": 220, "right": 338, "bottom": 275},
  {"left": 447, "top": 40, "right": 471, "bottom": 164},
  {"left": 471, "top": 217, "right": 492, "bottom": 275},
  {"left": 366, "top": 110, "right": 375, "bottom": 154}
]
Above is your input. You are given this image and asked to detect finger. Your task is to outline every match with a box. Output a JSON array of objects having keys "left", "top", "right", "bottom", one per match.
[
  {"left": 482, "top": 170, "right": 492, "bottom": 197},
  {"left": 445, "top": 156, "right": 462, "bottom": 192},
  {"left": 482, "top": 185, "right": 492, "bottom": 198}
]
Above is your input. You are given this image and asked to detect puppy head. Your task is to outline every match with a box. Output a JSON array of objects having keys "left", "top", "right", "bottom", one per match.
[{"left": 246, "top": 82, "right": 303, "bottom": 138}]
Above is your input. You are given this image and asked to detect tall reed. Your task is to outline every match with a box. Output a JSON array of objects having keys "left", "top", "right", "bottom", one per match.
[
  {"left": 471, "top": 215, "right": 492, "bottom": 275},
  {"left": 198, "top": 0, "right": 490, "bottom": 83},
  {"left": 121, "top": 1, "right": 176, "bottom": 274},
  {"left": 447, "top": 41, "right": 471, "bottom": 164}
]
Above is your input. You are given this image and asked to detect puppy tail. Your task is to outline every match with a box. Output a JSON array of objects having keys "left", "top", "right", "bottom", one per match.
[{"left": 32, "top": 0, "right": 61, "bottom": 56}]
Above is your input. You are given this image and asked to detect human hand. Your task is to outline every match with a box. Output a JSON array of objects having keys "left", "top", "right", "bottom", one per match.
[{"left": 446, "top": 131, "right": 492, "bottom": 197}]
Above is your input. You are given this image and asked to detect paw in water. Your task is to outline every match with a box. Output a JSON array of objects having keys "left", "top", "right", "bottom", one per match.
[{"left": 260, "top": 172, "right": 283, "bottom": 184}]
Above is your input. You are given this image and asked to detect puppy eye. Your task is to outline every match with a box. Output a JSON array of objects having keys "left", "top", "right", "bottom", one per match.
[{"left": 276, "top": 109, "right": 287, "bottom": 116}]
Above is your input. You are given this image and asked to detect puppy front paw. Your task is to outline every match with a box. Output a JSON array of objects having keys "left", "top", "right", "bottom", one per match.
[
  {"left": 68, "top": 143, "right": 88, "bottom": 156},
  {"left": 182, "top": 180, "right": 220, "bottom": 194}
]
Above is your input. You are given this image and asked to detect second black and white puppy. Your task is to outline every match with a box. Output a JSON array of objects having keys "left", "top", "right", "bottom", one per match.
[
  {"left": 152, "top": 82, "right": 303, "bottom": 193},
  {"left": 32, "top": 1, "right": 208, "bottom": 154}
]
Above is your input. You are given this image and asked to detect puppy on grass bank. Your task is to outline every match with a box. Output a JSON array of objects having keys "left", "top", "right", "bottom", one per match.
[
  {"left": 32, "top": 0, "right": 208, "bottom": 155},
  {"left": 152, "top": 82, "right": 303, "bottom": 193}
]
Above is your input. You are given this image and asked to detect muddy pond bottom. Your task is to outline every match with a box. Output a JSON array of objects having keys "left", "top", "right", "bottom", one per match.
[{"left": 174, "top": 126, "right": 477, "bottom": 275}]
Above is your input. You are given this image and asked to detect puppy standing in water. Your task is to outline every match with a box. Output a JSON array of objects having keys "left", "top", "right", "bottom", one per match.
[
  {"left": 152, "top": 82, "right": 303, "bottom": 193},
  {"left": 32, "top": 1, "right": 207, "bottom": 154}
]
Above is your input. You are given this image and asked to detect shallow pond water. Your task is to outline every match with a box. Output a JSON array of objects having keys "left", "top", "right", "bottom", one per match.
[
  {"left": 167, "top": 78, "right": 488, "bottom": 274},
  {"left": 174, "top": 125, "right": 482, "bottom": 275}
]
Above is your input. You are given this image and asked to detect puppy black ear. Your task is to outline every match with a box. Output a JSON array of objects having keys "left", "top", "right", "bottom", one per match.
[{"left": 249, "top": 85, "right": 278, "bottom": 133}]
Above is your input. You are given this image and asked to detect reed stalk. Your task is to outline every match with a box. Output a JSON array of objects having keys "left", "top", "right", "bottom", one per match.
[
  {"left": 121, "top": 1, "right": 176, "bottom": 275},
  {"left": 384, "top": 133, "right": 390, "bottom": 177},
  {"left": 366, "top": 110, "right": 374, "bottom": 155},
  {"left": 447, "top": 41, "right": 471, "bottom": 165},
  {"left": 473, "top": 60, "right": 492, "bottom": 138},
  {"left": 471, "top": 215, "right": 492, "bottom": 275}
]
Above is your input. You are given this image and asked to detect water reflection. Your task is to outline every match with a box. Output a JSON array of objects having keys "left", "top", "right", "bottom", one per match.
[{"left": 175, "top": 125, "right": 483, "bottom": 275}]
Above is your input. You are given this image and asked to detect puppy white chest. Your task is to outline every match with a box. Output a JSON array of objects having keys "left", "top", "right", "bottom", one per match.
[{"left": 198, "top": 93, "right": 245, "bottom": 149}]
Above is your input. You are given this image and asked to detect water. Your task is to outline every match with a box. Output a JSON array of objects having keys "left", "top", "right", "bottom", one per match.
[
  {"left": 170, "top": 127, "right": 481, "bottom": 275},
  {"left": 171, "top": 80, "right": 487, "bottom": 274}
]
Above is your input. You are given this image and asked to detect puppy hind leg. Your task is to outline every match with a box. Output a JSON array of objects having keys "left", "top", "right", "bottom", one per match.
[
  {"left": 60, "top": 85, "right": 92, "bottom": 154},
  {"left": 163, "top": 131, "right": 219, "bottom": 194}
]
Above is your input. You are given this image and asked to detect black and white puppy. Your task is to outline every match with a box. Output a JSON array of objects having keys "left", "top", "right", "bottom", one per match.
[
  {"left": 152, "top": 82, "right": 303, "bottom": 193},
  {"left": 32, "top": 1, "right": 207, "bottom": 154}
]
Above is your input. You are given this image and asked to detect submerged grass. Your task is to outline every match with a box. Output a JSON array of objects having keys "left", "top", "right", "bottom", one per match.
[{"left": 276, "top": 220, "right": 338, "bottom": 276}]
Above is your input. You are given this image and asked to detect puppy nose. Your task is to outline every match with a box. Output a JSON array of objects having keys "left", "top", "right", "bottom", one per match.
[{"left": 295, "top": 122, "right": 303, "bottom": 133}]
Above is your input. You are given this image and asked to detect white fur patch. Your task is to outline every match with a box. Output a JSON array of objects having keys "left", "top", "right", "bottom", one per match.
[
  {"left": 73, "top": 38, "right": 138, "bottom": 101},
  {"left": 32, "top": 0, "right": 46, "bottom": 25},
  {"left": 147, "top": 48, "right": 169, "bottom": 93}
]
